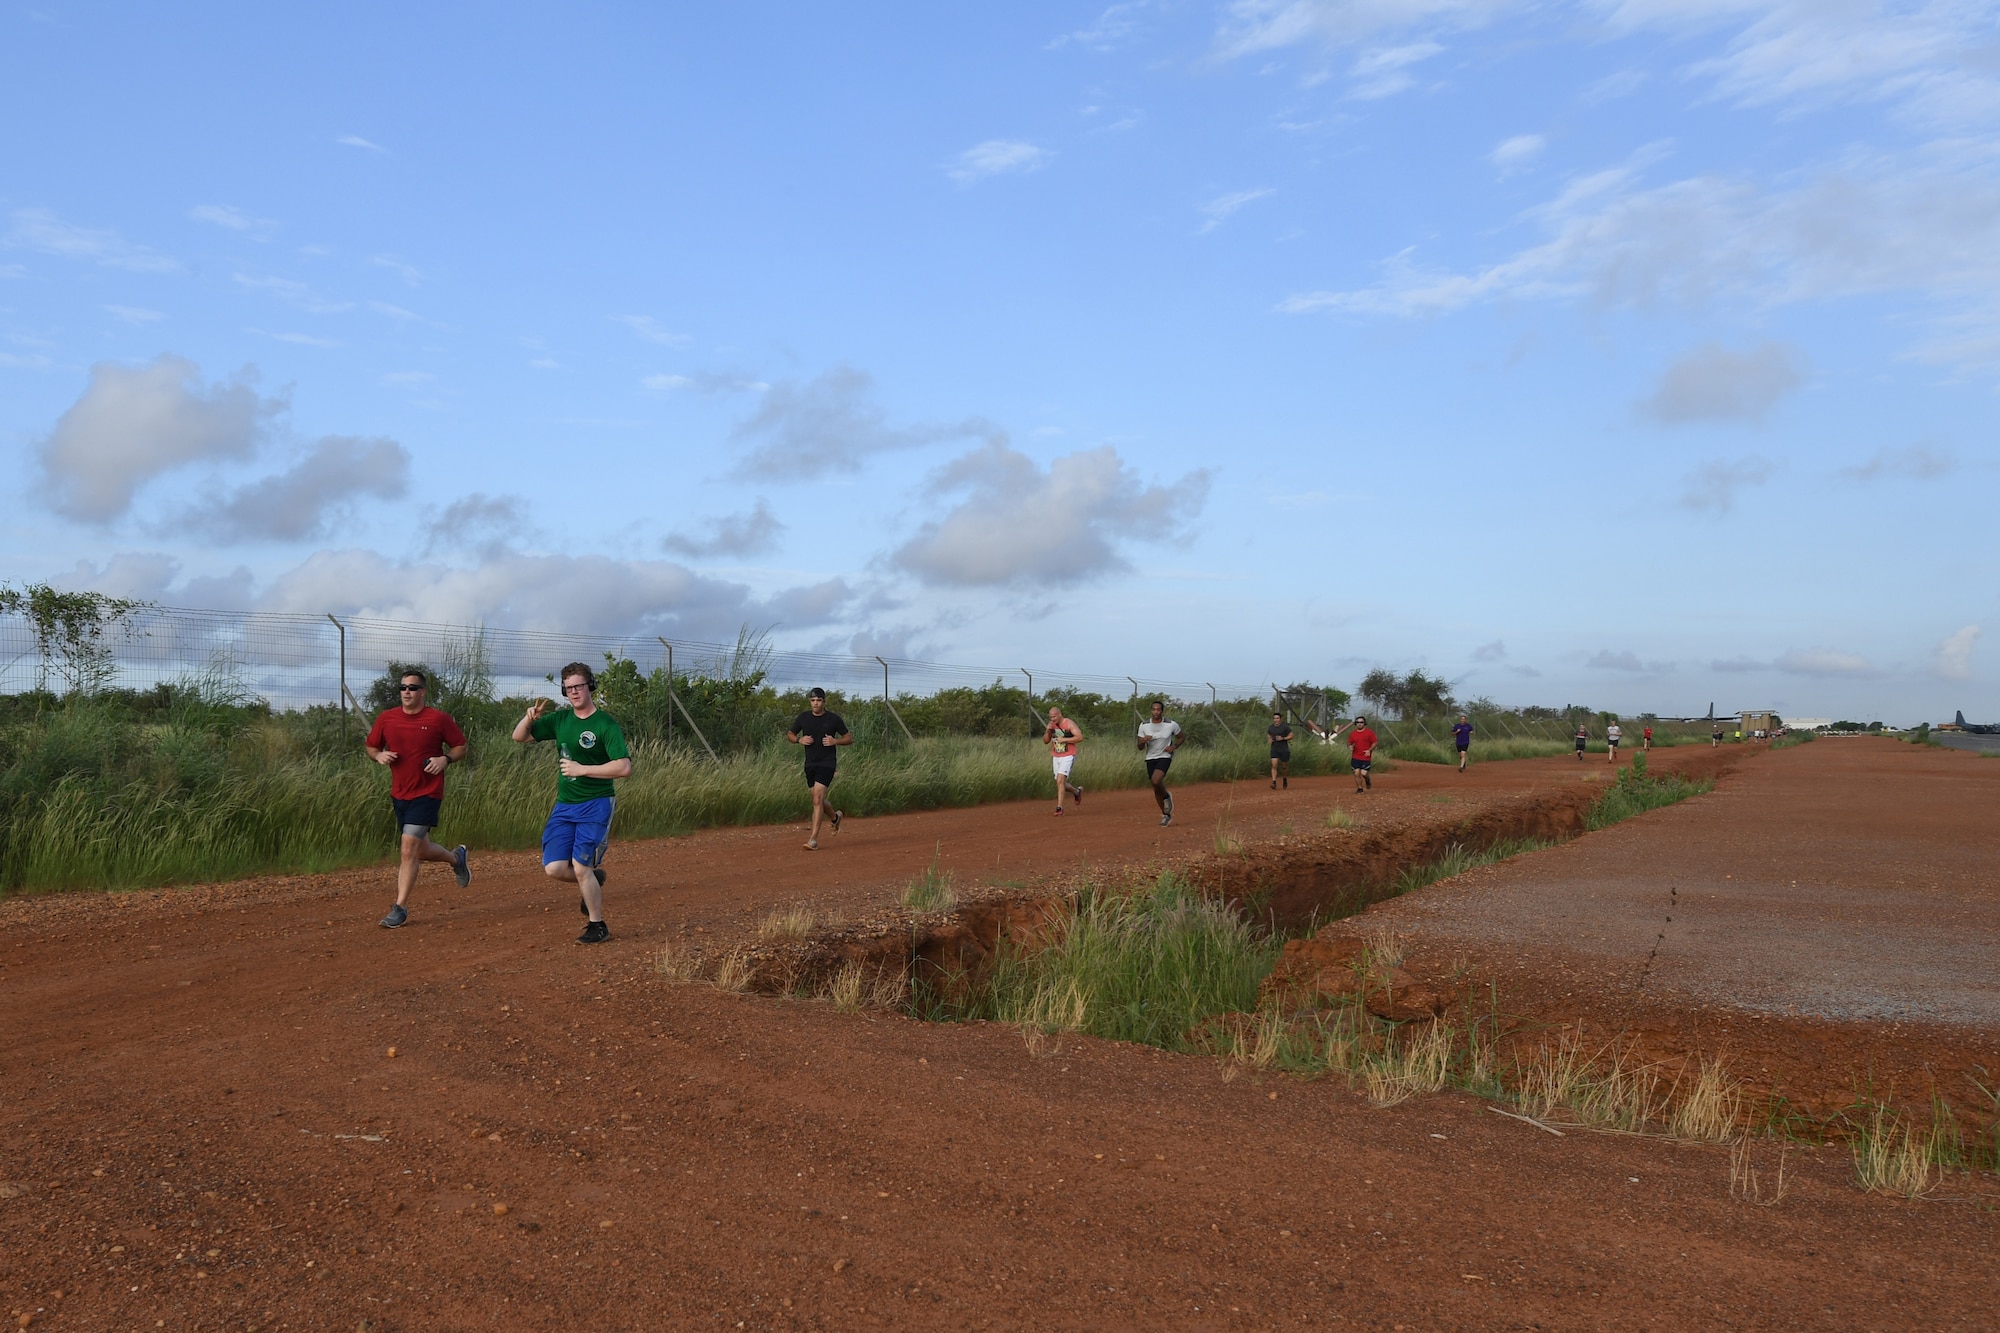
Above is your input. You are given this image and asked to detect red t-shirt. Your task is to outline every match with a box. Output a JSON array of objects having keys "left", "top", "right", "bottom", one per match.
[
  {"left": 1046, "top": 715, "right": 1079, "bottom": 757},
  {"left": 365, "top": 706, "right": 467, "bottom": 800},
  {"left": 1348, "top": 727, "right": 1377, "bottom": 761}
]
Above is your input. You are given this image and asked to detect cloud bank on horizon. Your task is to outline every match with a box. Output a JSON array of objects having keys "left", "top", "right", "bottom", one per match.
[{"left": 0, "top": 1, "right": 1992, "bottom": 719}]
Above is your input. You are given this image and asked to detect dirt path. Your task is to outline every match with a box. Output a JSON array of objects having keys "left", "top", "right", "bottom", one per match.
[{"left": 4, "top": 747, "right": 1996, "bottom": 1329}]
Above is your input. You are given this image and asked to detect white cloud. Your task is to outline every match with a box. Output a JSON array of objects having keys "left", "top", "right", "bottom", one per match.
[
  {"left": 37, "top": 354, "right": 282, "bottom": 522},
  {"left": 1710, "top": 655, "right": 1765, "bottom": 673},
  {"left": 234, "top": 272, "right": 353, "bottom": 314},
  {"left": 892, "top": 440, "right": 1210, "bottom": 588},
  {"left": 257, "top": 547, "right": 815, "bottom": 641},
  {"left": 183, "top": 435, "right": 411, "bottom": 543},
  {"left": 1278, "top": 149, "right": 2000, "bottom": 371},
  {"left": 1348, "top": 40, "right": 1445, "bottom": 98},
  {"left": 1937, "top": 624, "right": 1980, "bottom": 679},
  {"left": 105, "top": 305, "right": 165, "bottom": 324},
  {"left": 381, "top": 370, "right": 434, "bottom": 386},
  {"left": 1490, "top": 133, "right": 1546, "bottom": 172},
  {"left": 190, "top": 204, "right": 276, "bottom": 237},
  {"left": 1049, "top": 2, "right": 1149, "bottom": 50},
  {"left": 1213, "top": 0, "right": 1510, "bottom": 60},
  {"left": 249, "top": 328, "right": 341, "bottom": 348},
  {"left": 1679, "top": 456, "right": 1775, "bottom": 512},
  {"left": 1640, "top": 341, "right": 1806, "bottom": 423},
  {"left": 662, "top": 501, "right": 786, "bottom": 559},
  {"left": 1582, "top": 68, "right": 1648, "bottom": 101},
  {"left": 366, "top": 300, "right": 423, "bottom": 323},
  {"left": 1199, "top": 188, "right": 1276, "bottom": 234},
  {"left": 423, "top": 493, "right": 536, "bottom": 558},
  {"left": 728, "top": 366, "right": 994, "bottom": 479},
  {"left": 7, "top": 208, "right": 178, "bottom": 273},
  {"left": 642, "top": 370, "right": 766, "bottom": 394},
  {"left": 0, "top": 351, "right": 54, "bottom": 370},
  {"left": 613, "top": 314, "right": 691, "bottom": 346},
  {"left": 337, "top": 135, "right": 387, "bottom": 152},
  {"left": 1841, "top": 443, "right": 1954, "bottom": 481},
  {"left": 58, "top": 553, "right": 256, "bottom": 611},
  {"left": 1473, "top": 639, "right": 1506, "bottom": 662},
  {"left": 1774, "top": 647, "right": 1875, "bottom": 676},
  {"left": 369, "top": 255, "right": 423, "bottom": 286},
  {"left": 947, "top": 140, "right": 1052, "bottom": 184},
  {"left": 1587, "top": 649, "right": 1669, "bottom": 672}
]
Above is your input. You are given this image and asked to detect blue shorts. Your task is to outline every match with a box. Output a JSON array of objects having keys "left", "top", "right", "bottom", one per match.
[
  {"left": 542, "top": 797, "right": 615, "bottom": 868},
  {"left": 1350, "top": 758, "right": 1372, "bottom": 772}
]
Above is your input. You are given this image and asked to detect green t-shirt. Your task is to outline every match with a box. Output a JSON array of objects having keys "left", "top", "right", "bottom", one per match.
[{"left": 528, "top": 706, "right": 630, "bottom": 804}]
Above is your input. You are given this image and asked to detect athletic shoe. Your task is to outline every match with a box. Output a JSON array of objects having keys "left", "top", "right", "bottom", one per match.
[
  {"left": 379, "top": 904, "right": 407, "bottom": 929},
  {"left": 452, "top": 845, "right": 471, "bottom": 888},
  {"left": 577, "top": 920, "right": 609, "bottom": 945},
  {"left": 830, "top": 809, "right": 843, "bottom": 833},
  {"left": 804, "top": 839, "right": 818, "bottom": 851},
  {"left": 1159, "top": 812, "right": 1173, "bottom": 827},
  {"left": 1163, "top": 793, "right": 1175, "bottom": 821},
  {"left": 1072, "top": 784, "right": 1083, "bottom": 805},
  {"left": 1270, "top": 780, "right": 1278, "bottom": 789},
  {"left": 1281, "top": 777, "right": 1288, "bottom": 789},
  {"left": 1054, "top": 807, "right": 1065, "bottom": 815}
]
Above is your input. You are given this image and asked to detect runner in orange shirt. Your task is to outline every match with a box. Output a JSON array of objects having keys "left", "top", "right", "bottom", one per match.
[{"left": 1043, "top": 704, "right": 1085, "bottom": 814}]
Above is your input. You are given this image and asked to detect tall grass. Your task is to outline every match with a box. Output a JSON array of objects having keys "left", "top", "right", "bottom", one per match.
[
  {"left": 1585, "top": 754, "right": 1714, "bottom": 831},
  {"left": 938, "top": 874, "right": 1279, "bottom": 1049}
]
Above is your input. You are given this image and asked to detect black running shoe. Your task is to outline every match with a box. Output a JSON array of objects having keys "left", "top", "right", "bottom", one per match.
[
  {"left": 1072, "top": 784, "right": 1083, "bottom": 805},
  {"left": 379, "top": 903, "right": 407, "bottom": 929},
  {"left": 578, "top": 920, "right": 609, "bottom": 944},
  {"left": 452, "top": 845, "right": 471, "bottom": 888},
  {"left": 830, "top": 809, "right": 843, "bottom": 833}
]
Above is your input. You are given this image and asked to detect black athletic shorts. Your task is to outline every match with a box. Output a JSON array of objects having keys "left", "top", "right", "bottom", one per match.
[
  {"left": 804, "top": 764, "right": 837, "bottom": 789},
  {"left": 1350, "top": 758, "right": 1372, "bottom": 773},
  {"left": 1269, "top": 743, "right": 1291, "bottom": 761},
  {"left": 1145, "top": 757, "right": 1173, "bottom": 777},
  {"left": 392, "top": 795, "right": 442, "bottom": 834}
]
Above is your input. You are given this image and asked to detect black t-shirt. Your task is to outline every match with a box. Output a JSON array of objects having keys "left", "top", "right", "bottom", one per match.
[
  {"left": 791, "top": 711, "right": 849, "bottom": 767},
  {"left": 1267, "top": 722, "right": 1293, "bottom": 746}
]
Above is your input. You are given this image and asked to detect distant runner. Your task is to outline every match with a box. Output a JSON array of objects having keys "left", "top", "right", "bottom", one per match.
[
  {"left": 1267, "top": 711, "right": 1294, "bottom": 788},
  {"left": 788, "top": 688, "right": 851, "bottom": 850},
  {"left": 365, "top": 668, "right": 469, "bottom": 930},
  {"left": 513, "top": 661, "right": 632, "bottom": 944},
  {"left": 1135, "top": 700, "right": 1182, "bottom": 826},
  {"left": 1452, "top": 713, "right": 1473, "bottom": 773},
  {"left": 1642, "top": 724, "right": 1654, "bottom": 751},
  {"left": 1044, "top": 704, "right": 1085, "bottom": 814},
  {"left": 1606, "top": 720, "right": 1622, "bottom": 763},
  {"left": 1332, "top": 715, "right": 1378, "bottom": 793},
  {"left": 1712, "top": 721, "right": 1723, "bottom": 748},
  {"left": 1575, "top": 724, "right": 1589, "bottom": 760}
]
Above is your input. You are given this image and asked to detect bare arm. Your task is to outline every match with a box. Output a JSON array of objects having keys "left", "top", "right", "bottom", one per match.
[
  {"left": 512, "top": 699, "right": 554, "bottom": 743},
  {"left": 422, "top": 741, "right": 467, "bottom": 776},
  {"left": 365, "top": 742, "right": 397, "bottom": 766},
  {"left": 561, "top": 755, "right": 633, "bottom": 779}
]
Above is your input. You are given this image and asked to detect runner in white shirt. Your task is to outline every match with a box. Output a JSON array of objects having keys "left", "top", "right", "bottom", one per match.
[
  {"left": 1134, "top": 699, "right": 1183, "bottom": 826},
  {"left": 1606, "top": 721, "right": 1622, "bottom": 764}
]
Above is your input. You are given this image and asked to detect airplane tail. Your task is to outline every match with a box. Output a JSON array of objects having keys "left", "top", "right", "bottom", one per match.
[{"left": 1957, "top": 710, "right": 1969, "bottom": 727}]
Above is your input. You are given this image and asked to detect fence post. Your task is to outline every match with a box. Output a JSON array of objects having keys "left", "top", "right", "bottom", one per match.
[
  {"left": 1206, "top": 683, "right": 1240, "bottom": 743},
  {"left": 875, "top": 656, "right": 915, "bottom": 743},
  {"left": 326, "top": 614, "right": 349, "bottom": 750},
  {"left": 1128, "top": 677, "right": 1141, "bottom": 724},
  {"left": 656, "top": 637, "right": 718, "bottom": 763}
]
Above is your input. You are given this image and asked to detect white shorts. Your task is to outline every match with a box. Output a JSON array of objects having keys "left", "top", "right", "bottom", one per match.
[{"left": 1052, "top": 755, "right": 1075, "bottom": 777}]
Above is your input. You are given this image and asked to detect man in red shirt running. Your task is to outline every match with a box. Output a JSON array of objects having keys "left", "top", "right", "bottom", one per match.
[
  {"left": 1332, "top": 715, "right": 1378, "bottom": 793},
  {"left": 364, "top": 669, "right": 470, "bottom": 929},
  {"left": 1043, "top": 704, "right": 1085, "bottom": 814}
]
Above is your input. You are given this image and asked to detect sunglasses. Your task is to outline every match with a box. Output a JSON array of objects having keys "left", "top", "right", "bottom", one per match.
[{"left": 400, "top": 684, "right": 424, "bottom": 692}]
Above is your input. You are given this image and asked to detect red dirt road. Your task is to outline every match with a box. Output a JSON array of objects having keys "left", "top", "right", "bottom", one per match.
[{"left": 4, "top": 749, "right": 1996, "bottom": 1329}]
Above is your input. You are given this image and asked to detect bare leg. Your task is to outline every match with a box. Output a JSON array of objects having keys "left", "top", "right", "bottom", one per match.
[
  {"left": 574, "top": 860, "right": 604, "bottom": 922},
  {"left": 1053, "top": 770, "right": 1066, "bottom": 811},
  {"left": 396, "top": 833, "right": 456, "bottom": 906},
  {"left": 808, "top": 782, "right": 829, "bottom": 844},
  {"left": 1150, "top": 770, "right": 1169, "bottom": 810}
]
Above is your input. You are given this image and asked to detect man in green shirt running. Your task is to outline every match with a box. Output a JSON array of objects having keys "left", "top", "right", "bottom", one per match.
[{"left": 512, "top": 661, "right": 632, "bottom": 944}]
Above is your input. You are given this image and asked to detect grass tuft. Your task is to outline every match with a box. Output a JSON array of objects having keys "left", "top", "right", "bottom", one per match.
[
  {"left": 828, "top": 962, "right": 865, "bottom": 1013},
  {"left": 655, "top": 939, "right": 704, "bottom": 982},
  {"left": 1668, "top": 1057, "right": 1744, "bottom": 1142},
  {"left": 1851, "top": 1105, "right": 1938, "bottom": 1198},
  {"left": 757, "top": 904, "right": 821, "bottom": 940},
  {"left": 1363, "top": 1021, "right": 1453, "bottom": 1107},
  {"left": 712, "top": 950, "right": 753, "bottom": 994},
  {"left": 901, "top": 842, "right": 958, "bottom": 914},
  {"left": 1324, "top": 805, "right": 1359, "bottom": 830}
]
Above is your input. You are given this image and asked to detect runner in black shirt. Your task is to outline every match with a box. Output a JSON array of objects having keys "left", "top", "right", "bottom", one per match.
[
  {"left": 1267, "top": 711, "right": 1294, "bottom": 789},
  {"left": 787, "top": 688, "right": 851, "bottom": 851}
]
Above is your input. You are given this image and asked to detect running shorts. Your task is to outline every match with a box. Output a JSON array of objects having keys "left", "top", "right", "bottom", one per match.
[
  {"left": 1145, "top": 757, "right": 1173, "bottom": 777},
  {"left": 1269, "top": 743, "right": 1291, "bottom": 762},
  {"left": 1052, "top": 754, "right": 1075, "bottom": 777},
  {"left": 392, "top": 795, "right": 442, "bottom": 838},
  {"left": 1349, "top": 758, "right": 1372, "bottom": 773},
  {"left": 804, "top": 763, "right": 837, "bottom": 789},
  {"left": 542, "top": 797, "right": 614, "bottom": 867}
]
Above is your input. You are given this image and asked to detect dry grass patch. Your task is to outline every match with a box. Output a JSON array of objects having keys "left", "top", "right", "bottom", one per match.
[
  {"left": 713, "top": 950, "right": 754, "bottom": 994},
  {"left": 1364, "top": 1020, "right": 1453, "bottom": 1107},
  {"left": 1852, "top": 1106, "right": 1938, "bottom": 1198},
  {"left": 1668, "top": 1057, "right": 1744, "bottom": 1141},
  {"left": 655, "top": 939, "right": 705, "bottom": 982},
  {"left": 757, "top": 904, "right": 822, "bottom": 940}
]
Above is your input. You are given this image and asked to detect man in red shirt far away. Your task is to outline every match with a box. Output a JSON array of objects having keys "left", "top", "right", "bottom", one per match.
[
  {"left": 364, "top": 668, "right": 471, "bottom": 929},
  {"left": 1331, "top": 715, "right": 1378, "bottom": 794}
]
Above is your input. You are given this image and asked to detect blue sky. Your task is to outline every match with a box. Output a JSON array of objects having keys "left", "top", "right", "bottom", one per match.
[{"left": 3, "top": 1, "right": 1995, "bottom": 721}]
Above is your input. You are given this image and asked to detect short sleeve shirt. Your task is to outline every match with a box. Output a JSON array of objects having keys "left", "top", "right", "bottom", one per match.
[
  {"left": 528, "top": 706, "right": 629, "bottom": 804},
  {"left": 1267, "top": 722, "right": 1294, "bottom": 746},
  {"left": 791, "top": 711, "right": 849, "bottom": 768},
  {"left": 365, "top": 706, "right": 466, "bottom": 801},
  {"left": 1047, "top": 717, "right": 1079, "bottom": 757},
  {"left": 1137, "top": 720, "right": 1181, "bottom": 760},
  {"left": 1452, "top": 722, "right": 1473, "bottom": 748},
  {"left": 1348, "top": 727, "right": 1377, "bottom": 761}
]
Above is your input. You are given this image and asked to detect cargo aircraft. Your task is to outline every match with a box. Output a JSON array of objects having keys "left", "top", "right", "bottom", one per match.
[{"left": 1953, "top": 710, "right": 2000, "bottom": 736}]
